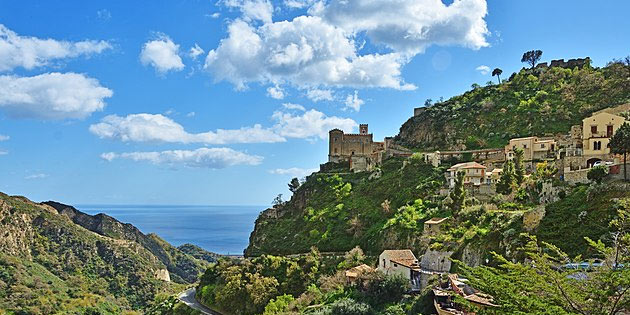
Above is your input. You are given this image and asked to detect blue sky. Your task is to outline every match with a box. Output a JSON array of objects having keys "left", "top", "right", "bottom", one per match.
[{"left": 0, "top": 0, "right": 629, "bottom": 205}]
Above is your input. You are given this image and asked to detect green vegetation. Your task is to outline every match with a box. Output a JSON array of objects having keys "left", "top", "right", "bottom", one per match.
[
  {"left": 246, "top": 157, "right": 447, "bottom": 256},
  {"left": 396, "top": 58, "right": 630, "bottom": 150},
  {"left": 0, "top": 193, "right": 200, "bottom": 314}
]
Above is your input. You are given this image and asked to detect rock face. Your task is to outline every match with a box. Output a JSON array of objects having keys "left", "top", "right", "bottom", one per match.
[
  {"left": 420, "top": 249, "right": 453, "bottom": 273},
  {"left": 155, "top": 268, "right": 171, "bottom": 282},
  {"left": 43, "top": 201, "right": 209, "bottom": 283}
]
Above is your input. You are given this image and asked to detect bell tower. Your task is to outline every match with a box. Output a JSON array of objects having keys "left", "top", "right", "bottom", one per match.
[{"left": 359, "top": 124, "right": 368, "bottom": 134}]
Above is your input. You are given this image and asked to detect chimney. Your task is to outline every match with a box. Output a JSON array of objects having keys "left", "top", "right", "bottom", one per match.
[{"left": 359, "top": 124, "right": 368, "bottom": 134}]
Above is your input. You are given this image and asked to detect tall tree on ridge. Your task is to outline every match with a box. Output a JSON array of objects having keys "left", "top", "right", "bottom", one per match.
[
  {"left": 492, "top": 68, "right": 503, "bottom": 84},
  {"left": 610, "top": 122, "right": 630, "bottom": 182},
  {"left": 521, "top": 50, "right": 543, "bottom": 69}
]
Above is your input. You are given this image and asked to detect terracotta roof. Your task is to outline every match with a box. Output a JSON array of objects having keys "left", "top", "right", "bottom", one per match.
[
  {"left": 382, "top": 249, "right": 418, "bottom": 268},
  {"left": 345, "top": 264, "right": 374, "bottom": 278},
  {"left": 448, "top": 162, "right": 486, "bottom": 171}
]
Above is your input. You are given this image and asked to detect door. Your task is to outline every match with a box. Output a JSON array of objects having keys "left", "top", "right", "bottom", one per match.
[{"left": 607, "top": 125, "right": 614, "bottom": 137}]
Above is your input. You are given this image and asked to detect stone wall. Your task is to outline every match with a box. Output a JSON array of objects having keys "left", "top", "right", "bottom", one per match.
[
  {"left": 563, "top": 168, "right": 590, "bottom": 184},
  {"left": 420, "top": 249, "right": 453, "bottom": 273}
]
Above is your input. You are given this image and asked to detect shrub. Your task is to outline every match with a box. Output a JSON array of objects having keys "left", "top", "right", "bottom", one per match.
[{"left": 587, "top": 165, "right": 608, "bottom": 184}]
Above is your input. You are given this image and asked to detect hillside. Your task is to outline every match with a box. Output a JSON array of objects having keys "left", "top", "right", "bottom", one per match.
[
  {"left": 396, "top": 58, "right": 630, "bottom": 150},
  {"left": 0, "top": 193, "right": 209, "bottom": 314}
]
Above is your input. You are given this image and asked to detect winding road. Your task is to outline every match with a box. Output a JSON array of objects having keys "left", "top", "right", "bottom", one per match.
[{"left": 178, "top": 288, "right": 222, "bottom": 315}]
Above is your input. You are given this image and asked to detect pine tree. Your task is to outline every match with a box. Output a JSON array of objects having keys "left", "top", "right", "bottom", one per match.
[
  {"left": 514, "top": 148, "right": 525, "bottom": 185},
  {"left": 497, "top": 160, "right": 515, "bottom": 194},
  {"left": 449, "top": 171, "right": 466, "bottom": 217},
  {"left": 610, "top": 122, "right": 630, "bottom": 182}
]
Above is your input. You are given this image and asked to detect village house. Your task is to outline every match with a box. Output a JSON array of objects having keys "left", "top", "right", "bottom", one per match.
[
  {"left": 424, "top": 217, "right": 448, "bottom": 236},
  {"left": 582, "top": 112, "right": 626, "bottom": 164},
  {"left": 378, "top": 250, "right": 422, "bottom": 291},
  {"left": 446, "top": 162, "right": 487, "bottom": 188},
  {"left": 344, "top": 264, "right": 374, "bottom": 284},
  {"left": 505, "top": 136, "right": 557, "bottom": 161},
  {"left": 485, "top": 168, "right": 503, "bottom": 185},
  {"left": 328, "top": 124, "right": 385, "bottom": 172}
]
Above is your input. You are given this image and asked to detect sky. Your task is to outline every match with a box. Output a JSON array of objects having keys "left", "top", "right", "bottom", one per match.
[{"left": 0, "top": 0, "right": 629, "bottom": 205}]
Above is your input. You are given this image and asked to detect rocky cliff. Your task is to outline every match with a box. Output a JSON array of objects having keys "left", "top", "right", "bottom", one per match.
[{"left": 0, "top": 193, "right": 210, "bottom": 313}]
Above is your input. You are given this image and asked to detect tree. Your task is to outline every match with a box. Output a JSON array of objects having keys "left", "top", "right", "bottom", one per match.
[
  {"left": 492, "top": 68, "right": 503, "bottom": 84},
  {"left": 610, "top": 122, "right": 630, "bottom": 182},
  {"left": 496, "top": 160, "right": 515, "bottom": 195},
  {"left": 272, "top": 194, "right": 284, "bottom": 206},
  {"left": 288, "top": 177, "right": 300, "bottom": 193},
  {"left": 521, "top": 50, "right": 543, "bottom": 69},
  {"left": 513, "top": 148, "right": 525, "bottom": 185},
  {"left": 449, "top": 171, "right": 466, "bottom": 217},
  {"left": 587, "top": 165, "right": 609, "bottom": 184}
]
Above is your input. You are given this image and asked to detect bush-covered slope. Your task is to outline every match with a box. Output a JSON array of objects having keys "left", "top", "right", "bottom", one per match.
[
  {"left": 0, "top": 193, "right": 204, "bottom": 314},
  {"left": 245, "top": 156, "right": 448, "bottom": 256},
  {"left": 396, "top": 60, "right": 630, "bottom": 150}
]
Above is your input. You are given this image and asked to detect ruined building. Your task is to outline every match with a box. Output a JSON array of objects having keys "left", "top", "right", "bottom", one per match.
[{"left": 328, "top": 124, "right": 385, "bottom": 172}]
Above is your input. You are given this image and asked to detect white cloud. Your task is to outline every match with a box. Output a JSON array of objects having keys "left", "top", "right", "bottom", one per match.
[
  {"left": 0, "top": 72, "right": 113, "bottom": 120},
  {"left": 101, "top": 147, "right": 263, "bottom": 169},
  {"left": 186, "top": 111, "right": 196, "bottom": 117},
  {"left": 283, "top": 0, "right": 317, "bottom": 9},
  {"left": 317, "top": 0, "right": 489, "bottom": 55},
  {"left": 204, "top": 17, "right": 415, "bottom": 91},
  {"left": 89, "top": 113, "right": 285, "bottom": 144},
  {"left": 0, "top": 150, "right": 7, "bottom": 156},
  {"left": 306, "top": 88, "right": 333, "bottom": 102},
  {"left": 0, "top": 134, "right": 8, "bottom": 141},
  {"left": 96, "top": 9, "right": 112, "bottom": 21},
  {"left": 25, "top": 173, "right": 48, "bottom": 180},
  {"left": 206, "top": 0, "right": 489, "bottom": 92},
  {"left": 189, "top": 43, "right": 205, "bottom": 60},
  {"left": 0, "top": 24, "right": 112, "bottom": 72},
  {"left": 223, "top": 0, "right": 274, "bottom": 24},
  {"left": 267, "top": 85, "right": 285, "bottom": 99},
  {"left": 272, "top": 109, "right": 356, "bottom": 139},
  {"left": 476, "top": 65, "right": 490, "bottom": 75},
  {"left": 344, "top": 90, "right": 364, "bottom": 111},
  {"left": 281, "top": 103, "right": 305, "bottom": 111},
  {"left": 269, "top": 167, "right": 318, "bottom": 177},
  {"left": 140, "top": 35, "right": 185, "bottom": 73},
  {"left": 209, "top": 12, "right": 221, "bottom": 18}
]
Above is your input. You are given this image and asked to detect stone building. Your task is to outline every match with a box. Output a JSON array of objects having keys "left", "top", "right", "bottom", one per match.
[
  {"left": 328, "top": 124, "right": 385, "bottom": 172},
  {"left": 505, "top": 136, "right": 557, "bottom": 162},
  {"left": 582, "top": 112, "right": 626, "bottom": 163}
]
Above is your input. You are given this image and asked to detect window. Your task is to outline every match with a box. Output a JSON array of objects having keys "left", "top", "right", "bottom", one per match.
[
  {"left": 382, "top": 259, "right": 386, "bottom": 267},
  {"left": 541, "top": 143, "right": 545, "bottom": 148},
  {"left": 334, "top": 148, "right": 338, "bottom": 154},
  {"left": 523, "top": 144, "right": 527, "bottom": 149},
  {"left": 608, "top": 125, "right": 614, "bottom": 137},
  {"left": 393, "top": 263, "right": 398, "bottom": 267},
  {"left": 594, "top": 141, "right": 602, "bottom": 150},
  {"left": 591, "top": 125, "right": 598, "bottom": 134}
]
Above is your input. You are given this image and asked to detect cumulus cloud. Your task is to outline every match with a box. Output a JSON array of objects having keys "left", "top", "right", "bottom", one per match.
[
  {"left": 140, "top": 35, "right": 185, "bottom": 73},
  {"left": 223, "top": 0, "right": 274, "bottom": 24},
  {"left": 306, "top": 88, "right": 333, "bottom": 102},
  {"left": 344, "top": 90, "right": 364, "bottom": 111},
  {"left": 476, "top": 65, "right": 490, "bottom": 75},
  {"left": 189, "top": 43, "right": 205, "bottom": 59},
  {"left": 317, "top": 0, "right": 489, "bottom": 55},
  {"left": 272, "top": 109, "right": 356, "bottom": 139},
  {"left": 0, "top": 24, "right": 112, "bottom": 72},
  {"left": 89, "top": 113, "right": 285, "bottom": 144},
  {"left": 207, "top": 0, "right": 489, "bottom": 92},
  {"left": 0, "top": 72, "right": 113, "bottom": 120},
  {"left": 101, "top": 147, "right": 263, "bottom": 169},
  {"left": 0, "top": 134, "right": 8, "bottom": 141},
  {"left": 267, "top": 85, "right": 285, "bottom": 99},
  {"left": 204, "top": 17, "right": 414, "bottom": 91},
  {"left": 25, "top": 173, "right": 48, "bottom": 180},
  {"left": 281, "top": 103, "right": 305, "bottom": 111},
  {"left": 269, "top": 167, "right": 317, "bottom": 177},
  {"left": 91, "top": 109, "right": 355, "bottom": 144}
]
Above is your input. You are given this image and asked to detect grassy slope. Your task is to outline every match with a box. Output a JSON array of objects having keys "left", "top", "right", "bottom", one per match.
[
  {"left": 535, "top": 182, "right": 630, "bottom": 258},
  {"left": 246, "top": 157, "right": 447, "bottom": 256},
  {"left": 0, "top": 193, "right": 185, "bottom": 314},
  {"left": 396, "top": 61, "right": 630, "bottom": 150}
]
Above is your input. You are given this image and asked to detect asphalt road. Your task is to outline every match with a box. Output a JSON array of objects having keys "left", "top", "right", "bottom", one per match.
[{"left": 178, "top": 287, "right": 222, "bottom": 315}]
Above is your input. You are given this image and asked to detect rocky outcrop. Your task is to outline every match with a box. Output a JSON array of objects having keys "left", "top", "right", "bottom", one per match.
[{"left": 43, "top": 201, "right": 208, "bottom": 283}]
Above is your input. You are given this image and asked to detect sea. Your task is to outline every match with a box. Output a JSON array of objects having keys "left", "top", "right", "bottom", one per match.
[{"left": 76, "top": 204, "right": 263, "bottom": 255}]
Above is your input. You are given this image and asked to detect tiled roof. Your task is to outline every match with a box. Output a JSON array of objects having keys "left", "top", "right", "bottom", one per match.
[
  {"left": 382, "top": 249, "right": 418, "bottom": 268},
  {"left": 448, "top": 162, "right": 486, "bottom": 171}
]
